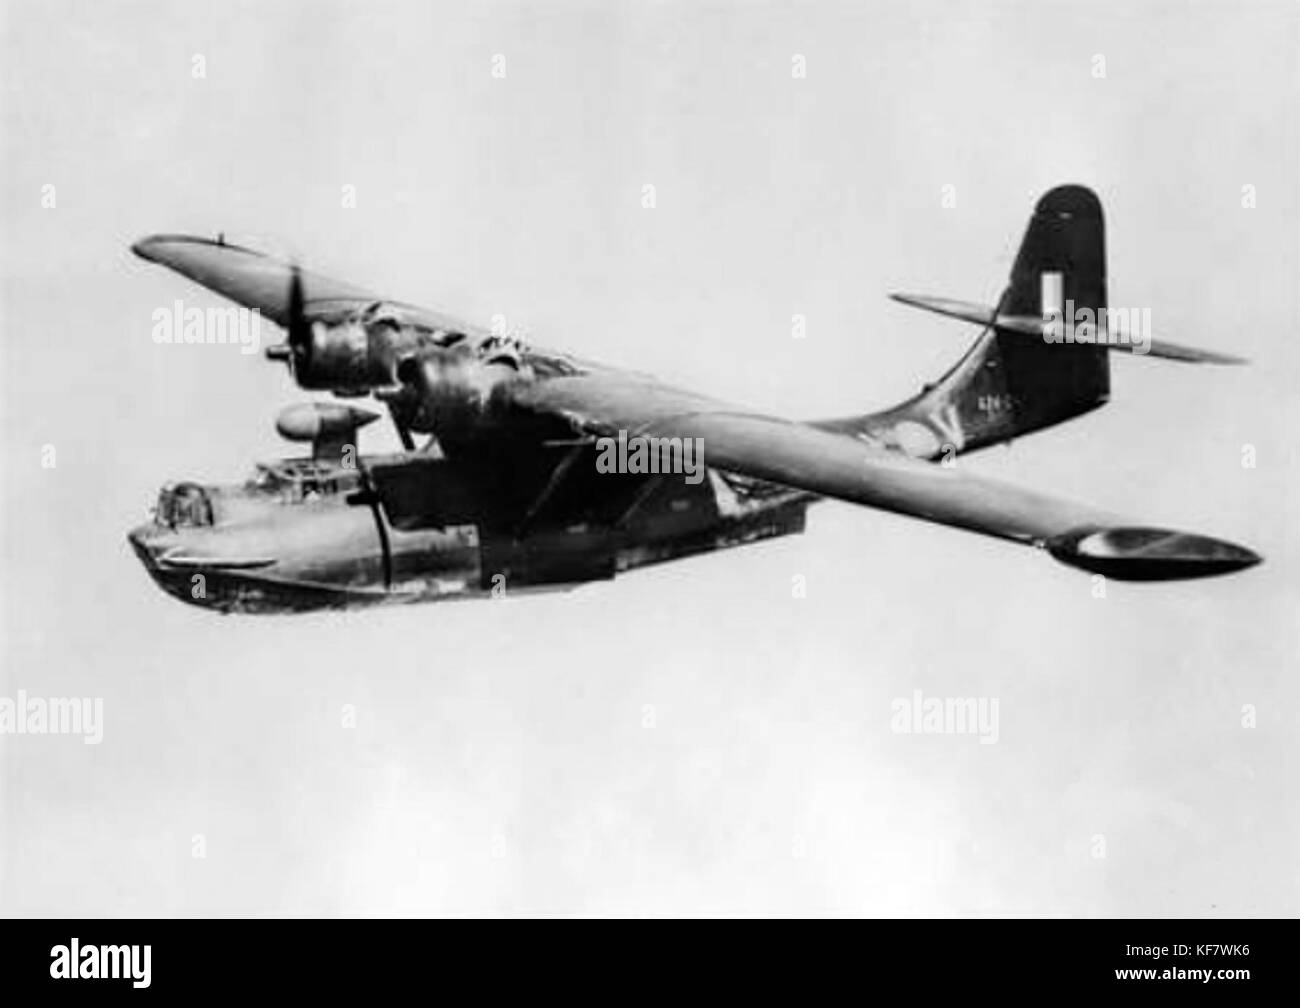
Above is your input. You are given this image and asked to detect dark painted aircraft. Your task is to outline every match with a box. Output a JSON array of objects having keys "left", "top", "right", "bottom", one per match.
[{"left": 128, "top": 185, "right": 1261, "bottom": 613}]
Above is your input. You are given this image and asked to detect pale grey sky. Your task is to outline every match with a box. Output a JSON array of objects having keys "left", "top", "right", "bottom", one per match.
[{"left": 2, "top": 0, "right": 1296, "bottom": 915}]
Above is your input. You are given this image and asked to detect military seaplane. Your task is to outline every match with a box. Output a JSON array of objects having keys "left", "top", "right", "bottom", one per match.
[{"left": 128, "top": 185, "right": 1260, "bottom": 614}]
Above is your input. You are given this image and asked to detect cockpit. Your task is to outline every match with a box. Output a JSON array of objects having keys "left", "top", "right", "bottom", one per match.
[{"left": 155, "top": 482, "right": 214, "bottom": 528}]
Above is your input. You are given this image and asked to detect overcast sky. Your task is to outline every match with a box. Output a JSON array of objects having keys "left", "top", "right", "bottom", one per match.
[{"left": 2, "top": 0, "right": 1296, "bottom": 915}]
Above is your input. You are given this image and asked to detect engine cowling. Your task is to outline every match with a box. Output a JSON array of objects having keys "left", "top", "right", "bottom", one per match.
[
  {"left": 290, "top": 315, "right": 398, "bottom": 392},
  {"left": 267, "top": 291, "right": 440, "bottom": 394}
]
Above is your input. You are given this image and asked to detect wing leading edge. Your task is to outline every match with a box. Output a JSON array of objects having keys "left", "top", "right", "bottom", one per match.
[{"left": 132, "top": 234, "right": 482, "bottom": 335}]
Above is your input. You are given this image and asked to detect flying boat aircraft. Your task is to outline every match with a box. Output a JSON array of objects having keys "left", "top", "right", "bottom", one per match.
[{"left": 127, "top": 185, "right": 1261, "bottom": 613}]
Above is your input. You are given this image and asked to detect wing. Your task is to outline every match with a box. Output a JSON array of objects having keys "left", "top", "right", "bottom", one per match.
[
  {"left": 509, "top": 373, "right": 1260, "bottom": 580},
  {"left": 132, "top": 234, "right": 484, "bottom": 334}
]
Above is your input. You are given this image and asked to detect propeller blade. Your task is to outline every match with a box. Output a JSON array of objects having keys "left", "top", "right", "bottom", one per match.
[
  {"left": 388, "top": 402, "right": 416, "bottom": 451},
  {"left": 285, "top": 262, "right": 310, "bottom": 374}
]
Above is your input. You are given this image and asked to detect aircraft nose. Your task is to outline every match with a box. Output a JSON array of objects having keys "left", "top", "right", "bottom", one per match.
[
  {"left": 127, "top": 524, "right": 155, "bottom": 563},
  {"left": 127, "top": 521, "right": 176, "bottom": 571}
]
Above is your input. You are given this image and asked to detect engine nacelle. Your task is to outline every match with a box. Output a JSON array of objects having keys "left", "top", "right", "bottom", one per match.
[
  {"left": 293, "top": 315, "right": 398, "bottom": 392},
  {"left": 277, "top": 301, "right": 460, "bottom": 394}
]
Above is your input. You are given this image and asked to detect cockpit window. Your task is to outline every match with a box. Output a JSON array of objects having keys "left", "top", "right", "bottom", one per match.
[{"left": 156, "top": 483, "right": 214, "bottom": 528}]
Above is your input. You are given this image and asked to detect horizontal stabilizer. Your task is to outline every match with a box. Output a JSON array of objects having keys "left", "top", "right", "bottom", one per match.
[
  {"left": 890, "top": 293, "right": 1246, "bottom": 364},
  {"left": 890, "top": 293, "right": 999, "bottom": 327}
]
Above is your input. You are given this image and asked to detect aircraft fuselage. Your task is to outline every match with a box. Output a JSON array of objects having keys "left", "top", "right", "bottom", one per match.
[{"left": 127, "top": 451, "right": 812, "bottom": 614}]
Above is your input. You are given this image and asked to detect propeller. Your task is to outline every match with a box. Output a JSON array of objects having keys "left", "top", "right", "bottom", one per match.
[
  {"left": 265, "top": 262, "right": 310, "bottom": 373},
  {"left": 388, "top": 402, "right": 417, "bottom": 451},
  {"left": 379, "top": 355, "right": 435, "bottom": 451}
]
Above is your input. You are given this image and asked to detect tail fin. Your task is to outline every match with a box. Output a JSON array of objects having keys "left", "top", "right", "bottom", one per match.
[
  {"left": 817, "top": 185, "right": 1111, "bottom": 457},
  {"left": 822, "top": 184, "right": 1246, "bottom": 460},
  {"left": 994, "top": 183, "right": 1111, "bottom": 436}
]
